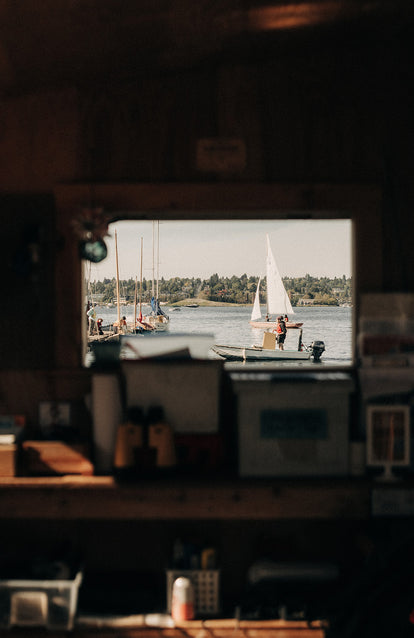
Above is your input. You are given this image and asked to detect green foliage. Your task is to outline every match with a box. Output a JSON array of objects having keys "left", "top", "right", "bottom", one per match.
[{"left": 87, "top": 274, "right": 352, "bottom": 306}]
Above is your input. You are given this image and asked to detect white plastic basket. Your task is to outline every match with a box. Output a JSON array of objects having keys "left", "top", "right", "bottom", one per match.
[
  {"left": 0, "top": 571, "right": 83, "bottom": 631},
  {"left": 166, "top": 570, "right": 220, "bottom": 616}
]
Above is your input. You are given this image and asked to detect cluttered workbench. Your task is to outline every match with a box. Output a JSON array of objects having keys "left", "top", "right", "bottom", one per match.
[
  {"left": 0, "top": 475, "right": 371, "bottom": 635},
  {"left": 1, "top": 364, "right": 408, "bottom": 636},
  {"left": 4, "top": 618, "right": 327, "bottom": 637}
]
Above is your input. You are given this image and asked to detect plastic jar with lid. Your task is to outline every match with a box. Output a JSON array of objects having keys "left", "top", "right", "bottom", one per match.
[{"left": 171, "top": 577, "right": 195, "bottom": 621}]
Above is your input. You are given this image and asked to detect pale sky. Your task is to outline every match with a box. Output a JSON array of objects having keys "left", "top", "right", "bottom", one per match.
[{"left": 88, "top": 219, "right": 352, "bottom": 281}]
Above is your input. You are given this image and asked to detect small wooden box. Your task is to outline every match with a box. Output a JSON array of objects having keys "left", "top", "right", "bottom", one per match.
[
  {"left": 262, "top": 332, "right": 276, "bottom": 349},
  {"left": 22, "top": 441, "right": 94, "bottom": 476},
  {"left": 0, "top": 444, "right": 17, "bottom": 477}
]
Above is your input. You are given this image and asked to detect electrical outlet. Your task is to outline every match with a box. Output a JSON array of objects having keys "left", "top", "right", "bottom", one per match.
[{"left": 39, "top": 401, "right": 71, "bottom": 428}]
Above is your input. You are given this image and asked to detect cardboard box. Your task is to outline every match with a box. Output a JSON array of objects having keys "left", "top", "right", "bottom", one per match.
[
  {"left": 0, "top": 444, "right": 17, "bottom": 477},
  {"left": 234, "top": 372, "right": 353, "bottom": 477},
  {"left": 122, "top": 359, "right": 225, "bottom": 434}
]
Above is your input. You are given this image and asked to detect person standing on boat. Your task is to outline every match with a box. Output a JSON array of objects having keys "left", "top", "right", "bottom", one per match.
[
  {"left": 87, "top": 304, "right": 97, "bottom": 335},
  {"left": 275, "top": 315, "right": 287, "bottom": 350},
  {"left": 113, "top": 315, "right": 127, "bottom": 334}
]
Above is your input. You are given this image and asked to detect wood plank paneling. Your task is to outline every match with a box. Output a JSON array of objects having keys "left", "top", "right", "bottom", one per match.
[{"left": 0, "top": 477, "right": 371, "bottom": 520}]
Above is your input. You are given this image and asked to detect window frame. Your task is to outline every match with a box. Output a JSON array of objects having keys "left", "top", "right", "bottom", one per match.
[{"left": 54, "top": 182, "right": 382, "bottom": 370}]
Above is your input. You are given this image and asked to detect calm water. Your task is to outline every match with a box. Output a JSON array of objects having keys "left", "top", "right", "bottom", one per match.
[{"left": 91, "top": 305, "right": 352, "bottom": 367}]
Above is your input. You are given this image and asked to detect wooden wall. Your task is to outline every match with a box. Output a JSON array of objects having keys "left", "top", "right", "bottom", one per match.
[
  {"left": 0, "top": 37, "right": 412, "bottom": 188},
  {"left": 1, "top": 27, "right": 414, "bottom": 379},
  {"left": 0, "top": 18, "right": 413, "bottom": 618}
]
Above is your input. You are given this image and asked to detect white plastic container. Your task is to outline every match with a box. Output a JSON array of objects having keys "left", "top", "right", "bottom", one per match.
[
  {"left": 167, "top": 570, "right": 220, "bottom": 616},
  {"left": 0, "top": 571, "right": 83, "bottom": 630},
  {"left": 171, "top": 577, "right": 195, "bottom": 621}
]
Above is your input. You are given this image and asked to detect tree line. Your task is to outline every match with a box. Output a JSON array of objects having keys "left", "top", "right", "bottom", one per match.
[{"left": 88, "top": 274, "right": 352, "bottom": 306}]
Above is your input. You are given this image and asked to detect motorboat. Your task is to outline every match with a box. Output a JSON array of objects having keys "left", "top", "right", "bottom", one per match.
[{"left": 212, "top": 330, "right": 325, "bottom": 362}]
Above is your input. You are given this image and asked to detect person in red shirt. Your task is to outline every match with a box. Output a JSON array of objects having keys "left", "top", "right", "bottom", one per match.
[{"left": 275, "top": 315, "right": 287, "bottom": 350}]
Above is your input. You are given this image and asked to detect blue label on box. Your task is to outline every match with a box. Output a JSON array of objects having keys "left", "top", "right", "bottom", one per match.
[{"left": 260, "top": 409, "right": 328, "bottom": 439}]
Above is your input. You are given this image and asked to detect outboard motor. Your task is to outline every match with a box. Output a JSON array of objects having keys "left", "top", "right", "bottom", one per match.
[{"left": 311, "top": 340, "right": 325, "bottom": 362}]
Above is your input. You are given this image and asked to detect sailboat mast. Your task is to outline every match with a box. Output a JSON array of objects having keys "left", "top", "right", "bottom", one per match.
[
  {"left": 139, "top": 236, "right": 143, "bottom": 318},
  {"left": 156, "top": 220, "right": 160, "bottom": 299},
  {"left": 85, "top": 261, "right": 92, "bottom": 307},
  {"left": 115, "top": 229, "right": 121, "bottom": 329},
  {"left": 152, "top": 221, "right": 155, "bottom": 297},
  {"left": 134, "top": 275, "right": 138, "bottom": 330},
  {"left": 266, "top": 235, "right": 270, "bottom": 316}
]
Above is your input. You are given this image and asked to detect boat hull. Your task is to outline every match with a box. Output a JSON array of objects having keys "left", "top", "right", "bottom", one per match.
[
  {"left": 211, "top": 344, "right": 310, "bottom": 361},
  {"left": 249, "top": 321, "right": 303, "bottom": 329},
  {"left": 143, "top": 315, "right": 170, "bottom": 331},
  {"left": 88, "top": 331, "right": 120, "bottom": 344}
]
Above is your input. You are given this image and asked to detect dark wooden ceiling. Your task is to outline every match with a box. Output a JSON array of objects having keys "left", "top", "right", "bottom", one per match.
[{"left": 1, "top": 0, "right": 413, "bottom": 96}]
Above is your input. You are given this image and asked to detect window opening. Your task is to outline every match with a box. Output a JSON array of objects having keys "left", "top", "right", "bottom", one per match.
[{"left": 84, "top": 218, "right": 353, "bottom": 369}]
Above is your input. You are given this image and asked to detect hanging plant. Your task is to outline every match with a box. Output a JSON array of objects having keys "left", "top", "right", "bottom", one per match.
[{"left": 72, "top": 207, "right": 110, "bottom": 263}]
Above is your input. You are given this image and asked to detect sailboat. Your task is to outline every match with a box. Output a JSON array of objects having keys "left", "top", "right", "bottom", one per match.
[
  {"left": 249, "top": 234, "right": 303, "bottom": 330},
  {"left": 88, "top": 230, "right": 121, "bottom": 343},
  {"left": 212, "top": 235, "right": 322, "bottom": 360},
  {"left": 142, "top": 221, "right": 170, "bottom": 331},
  {"left": 134, "top": 237, "right": 155, "bottom": 332}
]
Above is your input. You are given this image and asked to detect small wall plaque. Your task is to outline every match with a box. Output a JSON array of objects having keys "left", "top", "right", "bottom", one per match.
[
  {"left": 260, "top": 409, "right": 328, "bottom": 440},
  {"left": 196, "top": 138, "right": 246, "bottom": 173}
]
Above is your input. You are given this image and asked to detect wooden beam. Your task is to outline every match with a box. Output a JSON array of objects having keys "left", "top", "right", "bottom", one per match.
[{"left": 0, "top": 477, "right": 371, "bottom": 520}]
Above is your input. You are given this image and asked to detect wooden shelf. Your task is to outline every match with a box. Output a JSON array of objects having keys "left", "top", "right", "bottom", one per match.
[
  {"left": 0, "top": 477, "right": 371, "bottom": 520},
  {"left": 7, "top": 619, "right": 327, "bottom": 638}
]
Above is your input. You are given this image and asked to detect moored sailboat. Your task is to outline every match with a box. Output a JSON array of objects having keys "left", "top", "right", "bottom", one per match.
[
  {"left": 134, "top": 237, "right": 155, "bottom": 332},
  {"left": 249, "top": 234, "right": 303, "bottom": 330},
  {"left": 88, "top": 231, "right": 120, "bottom": 343},
  {"left": 142, "top": 221, "right": 170, "bottom": 331}
]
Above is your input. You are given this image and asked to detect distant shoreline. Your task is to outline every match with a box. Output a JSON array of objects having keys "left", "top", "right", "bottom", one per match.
[
  {"left": 169, "top": 297, "right": 350, "bottom": 308},
  {"left": 170, "top": 298, "right": 247, "bottom": 307}
]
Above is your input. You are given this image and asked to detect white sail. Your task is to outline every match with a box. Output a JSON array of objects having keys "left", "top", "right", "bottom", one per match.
[
  {"left": 266, "top": 234, "right": 294, "bottom": 316},
  {"left": 251, "top": 277, "right": 262, "bottom": 320}
]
